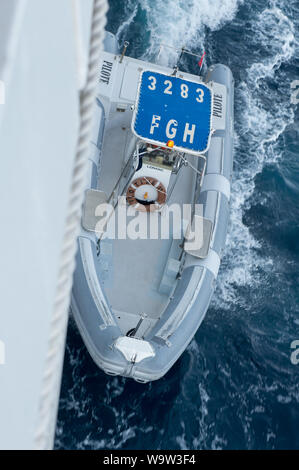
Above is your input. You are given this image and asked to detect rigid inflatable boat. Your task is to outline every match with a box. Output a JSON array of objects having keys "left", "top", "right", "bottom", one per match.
[{"left": 71, "top": 33, "right": 234, "bottom": 382}]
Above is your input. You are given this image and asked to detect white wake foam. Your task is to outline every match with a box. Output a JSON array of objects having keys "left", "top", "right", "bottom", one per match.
[
  {"left": 213, "top": 5, "right": 296, "bottom": 308},
  {"left": 141, "top": 0, "right": 242, "bottom": 65},
  {"left": 116, "top": 3, "right": 138, "bottom": 42},
  {"left": 116, "top": 0, "right": 242, "bottom": 65}
]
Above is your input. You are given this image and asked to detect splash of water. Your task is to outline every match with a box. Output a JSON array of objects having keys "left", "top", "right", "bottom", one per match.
[
  {"left": 213, "top": 5, "right": 296, "bottom": 307},
  {"left": 116, "top": 0, "right": 242, "bottom": 65},
  {"left": 140, "top": 0, "right": 241, "bottom": 64}
]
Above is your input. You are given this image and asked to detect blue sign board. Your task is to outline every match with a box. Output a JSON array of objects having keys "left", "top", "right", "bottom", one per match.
[{"left": 132, "top": 70, "right": 212, "bottom": 155}]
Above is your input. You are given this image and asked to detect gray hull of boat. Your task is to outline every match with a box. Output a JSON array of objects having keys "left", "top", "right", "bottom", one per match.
[{"left": 71, "top": 35, "right": 234, "bottom": 383}]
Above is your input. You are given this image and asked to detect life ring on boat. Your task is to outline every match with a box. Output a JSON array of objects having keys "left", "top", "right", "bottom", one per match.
[{"left": 126, "top": 176, "right": 167, "bottom": 212}]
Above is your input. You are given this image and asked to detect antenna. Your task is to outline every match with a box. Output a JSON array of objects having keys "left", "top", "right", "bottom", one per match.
[{"left": 119, "top": 41, "right": 130, "bottom": 63}]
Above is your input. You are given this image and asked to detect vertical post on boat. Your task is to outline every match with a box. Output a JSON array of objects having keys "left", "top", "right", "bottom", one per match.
[
  {"left": 198, "top": 51, "right": 206, "bottom": 75},
  {"left": 178, "top": 46, "right": 185, "bottom": 65},
  {"left": 172, "top": 46, "right": 185, "bottom": 75},
  {"left": 120, "top": 41, "right": 129, "bottom": 63}
]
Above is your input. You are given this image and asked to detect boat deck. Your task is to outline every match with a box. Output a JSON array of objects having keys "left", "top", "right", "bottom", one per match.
[{"left": 97, "top": 116, "right": 199, "bottom": 335}]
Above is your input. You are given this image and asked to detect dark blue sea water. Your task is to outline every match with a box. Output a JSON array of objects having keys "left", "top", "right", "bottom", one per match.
[{"left": 55, "top": 0, "right": 299, "bottom": 450}]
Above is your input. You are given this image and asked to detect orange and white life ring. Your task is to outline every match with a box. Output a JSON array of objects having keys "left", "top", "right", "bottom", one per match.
[{"left": 126, "top": 176, "right": 167, "bottom": 212}]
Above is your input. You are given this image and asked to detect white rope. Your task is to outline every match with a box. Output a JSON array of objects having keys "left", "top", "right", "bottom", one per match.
[{"left": 34, "top": 0, "right": 108, "bottom": 450}]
